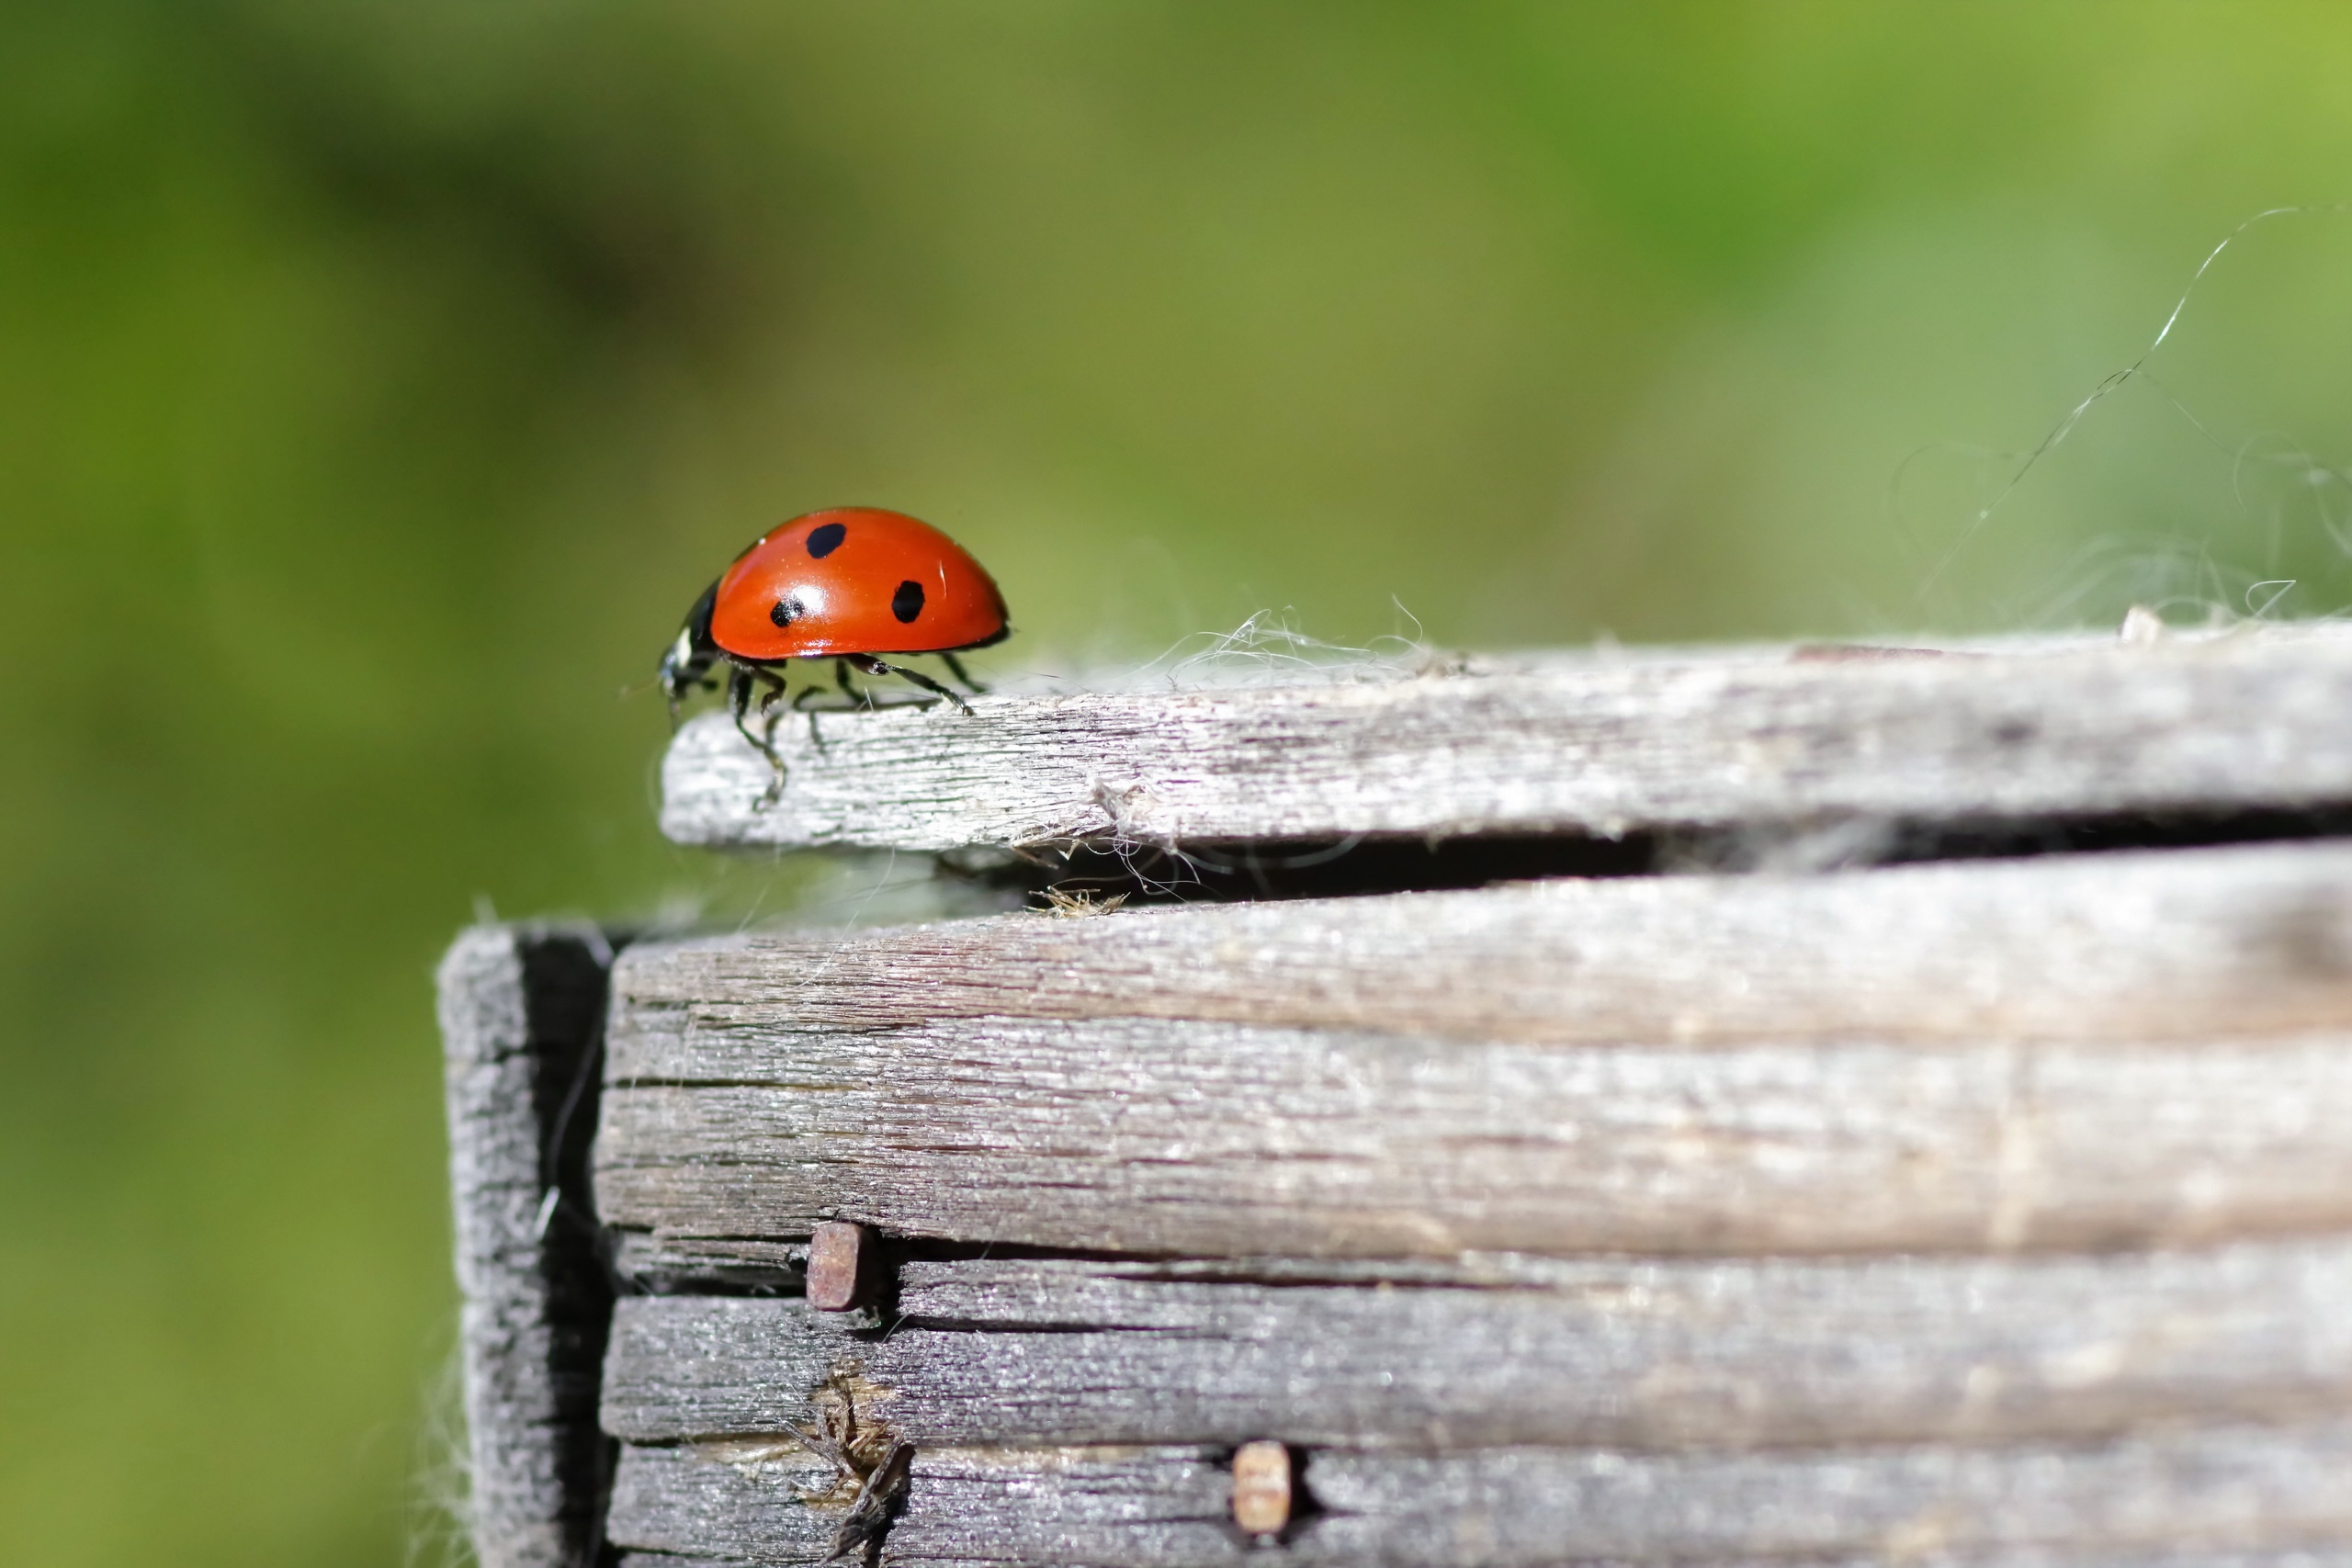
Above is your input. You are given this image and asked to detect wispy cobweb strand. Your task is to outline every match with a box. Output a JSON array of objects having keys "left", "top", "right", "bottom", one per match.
[{"left": 1915, "top": 205, "right": 2346, "bottom": 607}]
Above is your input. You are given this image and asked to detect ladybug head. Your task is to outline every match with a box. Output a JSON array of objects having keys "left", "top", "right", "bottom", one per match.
[{"left": 659, "top": 579, "right": 721, "bottom": 719}]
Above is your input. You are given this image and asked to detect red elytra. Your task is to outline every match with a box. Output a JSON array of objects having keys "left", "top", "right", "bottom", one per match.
[
  {"left": 659, "top": 507, "right": 1010, "bottom": 792},
  {"left": 708, "top": 507, "right": 1009, "bottom": 661}
]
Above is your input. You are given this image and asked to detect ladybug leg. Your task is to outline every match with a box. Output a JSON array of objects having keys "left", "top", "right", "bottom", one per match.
[
  {"left": 938, "top": 651, "right": 988, "bottom": 694},
  {"left": 854, "top": 655, "right": 975, "bottom": 716},
  {"left": 754, "top": 668, "right": 792, "bottom": 758},
  {"left": 788, "top": 675, "right": 834, "bottom": 750},
  {"left": 727, "top": 664, "right": 788, "bottom": 799},
  {"left": 834, "top": 658, "right": 873, "bottom": 711}
]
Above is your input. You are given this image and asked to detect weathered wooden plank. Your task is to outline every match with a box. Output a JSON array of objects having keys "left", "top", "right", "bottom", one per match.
[
  {"left": 608, "top": 1435, "right": 842, "bottom": 1562},
  {"left": 618, "top": 1552, "right": 2352, "bottom": 1568},
  {"left": 605, "top": 1418, "right": 2352, "bottom": 1566},
  {"left": 597, "top": 1027, "right": 2352, "bottom": 1258},
  {"left": 659, "top": 625, "right": 2352, "bottom": 851},
  {"left": 600, "top": 1238, "right": 2352, "bottom": 1450},
  {"left": 608, "top": 838, "right": 2352, "bottom": 1053},
  {"left": 1293, "top": 1424, "right": 2352, "bottom": 1568},
  {"left": 609, "top": 1440, "right": 1230, "bottom": 1567},
  {"left": 615, "top": 1551, "right": 2352, "bottom": 1568},
  {"left": 437, "top": 925, "right": 618, "bottom": 1568},
  {"left": 596, "top": 842, "right": 2352, "bottom": 1258}
]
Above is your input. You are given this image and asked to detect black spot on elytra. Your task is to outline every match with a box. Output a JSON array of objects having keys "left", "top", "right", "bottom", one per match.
[
  {"left": 807, "top": 522, "right": 846, "bottom": 558},
  {"left": 771, "top": 595, "right": 804, "bottom": 627},
  {"left": 892, "top": 580, "right": 925, "bottom": 624}
]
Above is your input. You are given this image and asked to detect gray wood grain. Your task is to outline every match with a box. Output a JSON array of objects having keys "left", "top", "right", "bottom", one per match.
[
  {"left": 439, "top": 925, "right": 617, "bottom": 1568},
  {"left": 618, "top": 1552, "right": 2352, "bottom": 1568},
  {"left": 613, "top": 635, "right": 2352, "bottom": 1563},
  {"left": 596, "top": 841, "right": 2352, "bottom": 1259},
  {"left": 610, "top": 1439, "right": 1230, "bottom": 1567},
  {"left": 607, "top": 837, "right": 2352, "bottom": 1053},
  {"left": 616, "top": 1551, "right": 2352, "bottom": 1568},
  {"left": 600, "top": 1238, "right": 2352, "bottom": 1450},
  {"left": 659, "top": 625, "right": 2352, "bottom": 851},
  {"left": 605, "top": 1418, "right": 2352, "bottom": 1566},
  {"left": 1292, "top": 1423, "right": 2352, "bottom": 1568},
  {"left": 608, "top": 1435, "right": 842, "bottom": 1562}
]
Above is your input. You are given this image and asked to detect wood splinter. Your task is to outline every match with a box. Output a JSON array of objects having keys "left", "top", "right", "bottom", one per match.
[
  {"left": 1231, "top": 1439, "right": 1293, "bottom": 1539},
  {"left": 808, "top": 1221, "right": 875, "bottom": 1312}
]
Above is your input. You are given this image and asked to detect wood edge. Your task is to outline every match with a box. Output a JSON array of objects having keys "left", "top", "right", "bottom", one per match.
[{"left": 439, "top": 922, "right": 621, "bottom": 1568}]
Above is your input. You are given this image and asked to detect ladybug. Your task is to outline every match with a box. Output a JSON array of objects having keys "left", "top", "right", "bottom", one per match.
[{"left": 659, "top": 506, "right": 1009, "bottom": 780}]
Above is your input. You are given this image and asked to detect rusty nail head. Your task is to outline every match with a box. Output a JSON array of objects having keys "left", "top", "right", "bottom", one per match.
[
  {"left": 1231, "top": 1439, "right": 1291, "bottom": 1536},
  {"left": 807, "top": 1221, "right": 870, "bottom": 1311}
]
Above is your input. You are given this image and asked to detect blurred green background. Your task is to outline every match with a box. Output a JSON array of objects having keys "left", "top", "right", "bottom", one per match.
[{"left": 9, "top": 3, "right": 2352, "bottom": 1562}]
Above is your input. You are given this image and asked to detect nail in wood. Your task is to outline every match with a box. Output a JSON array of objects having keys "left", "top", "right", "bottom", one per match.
[
  {"left": 807, "top": 1221, "right": 872, "bottom": 1311},
  {"left": 1231, "top": 1439, "right": 1292, "bottom": 1537}
]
